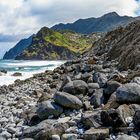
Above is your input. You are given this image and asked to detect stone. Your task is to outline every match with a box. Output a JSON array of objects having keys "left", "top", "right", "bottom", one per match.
[
  {"left": 37, "top": 100, "right": 63, "bottom": 120},
  {"left": 133, "top": 110, "right": 140, "bottom": 130},
  {"left": 129, "top": 104, "right": 140, "bottom": 115},
  {"left": 12, "top": 72, "right": 22, "bottom": 76},
  {"left": 0, "top": 117, "right": 8, "bottom": 124},
  {"left": 82, "top": 64, "right": 94, "bottom": 73},
  {"left": 82, "top": 110, "right": 102, "bottom": 129},
  {"left": 61, "top": 134, "right": 77, "bottom": 140},
  {"left": 60, "top": 76, "right": 71, "bottom": 91},
  {"left": 104, "top": 80, "right": 121, "bottom": 95},
  {"left": 117, "top": 104, "right": 133, "bottom": 126},
  {"left": 7, "top": 127, "right": 17, "bottom": 134},
  {"left": 93, "top": 72, "right": 107, "bottom": 87},
  {"left": 81, "top": 73, "right": 92, "bottom": 82},
  {"left": 52, "top": 135, "right": 60, "bottom": 140},
  {"left": 83, "top": 101, "right": 92, "bottom": 111},
  {"left": 0, "top": 131, "right": 12, "bottom": 139},
  {"left": 88, "top": 83, "right": 100, "bottom": 95},
  {"left": 132, "top": 77, "right": 140, "bottom": 85},
  {"left": 22, "top": 119, "right": 69, "bottom": 139},
  {"left": 33, "top": 90, "right": 44, "bottom": 98},
  {"left": 90, "top": 89, "right": 104, "bottom": 108},
  {"left": 63, "top": 80, "right": 88, "bottom": 95},
  {"left": 103, "top": 93, "right": 119, "bottom": 109},
  {"left": 116, "top": 134, "right": 138, "bottom": 140},
  {"left": 0, "top": 136, "right": 6, "bottom": 140},
  {"left": 0, "top": 72, "right": 6, "bottom": 76},
  {"left": 116, "top": 83, "right": 140, "bottom": 103},
  {"left": 84, "top": 128, "right": 109, "bottom": 140},
  {"left": 101, "top": 109, "right": 123, "bottom": 127},
  {"left": 54, "top": 91, "right": 83, "bottom": 109}
]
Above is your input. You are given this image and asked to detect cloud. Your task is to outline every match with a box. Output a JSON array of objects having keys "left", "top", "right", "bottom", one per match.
[{"left": 0, "top": 0, "right": 140, "bottom": 43}]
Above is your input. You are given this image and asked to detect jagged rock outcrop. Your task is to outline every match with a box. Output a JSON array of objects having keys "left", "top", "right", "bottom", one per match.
[{"left": 89, "top": 20, "right": 140, "bottom": 70}]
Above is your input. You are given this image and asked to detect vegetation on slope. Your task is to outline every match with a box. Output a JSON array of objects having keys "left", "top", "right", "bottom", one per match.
[{"left": 16, "top": 27, "right": 101, "bottom": 60}]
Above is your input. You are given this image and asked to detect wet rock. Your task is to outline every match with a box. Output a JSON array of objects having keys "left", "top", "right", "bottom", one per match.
[
  {"left": 12, "top": 72, "right": 22, "bottom": 76},
  {"left": 37, "top": 100, "right": 63, "bottom": 120},
  {"left": 63, "top": 80, "right": 88, "bottom": 95},
  {"left": 93, "top": 72, "right": 107, "bottom": 87},
  {"left": 54, "top": 91, "right": 83, "bottom": 109},
  {"left": 0, "top": 72, "right": 6, "bottom": 76},
  {"left": 0, "top": 69, "right": 7, "bottom": 74},
  {"left": 84, "top": 128, "right": 109, "bottom": 140},
  {"left": 116, "top": 83, "right": 140, "bottom": 103}
]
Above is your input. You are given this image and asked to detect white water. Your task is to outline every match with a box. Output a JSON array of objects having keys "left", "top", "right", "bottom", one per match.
[{"left": 0, "top": 60, "right": 65, "bottom": 86}]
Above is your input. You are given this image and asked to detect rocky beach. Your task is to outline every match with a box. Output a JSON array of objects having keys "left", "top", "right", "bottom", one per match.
[
  {"left": 0, "top": 8, "right": 140, "bottom": 140},
  {"left": 0, "top": 52, "right": 140, "bottom": 140}
]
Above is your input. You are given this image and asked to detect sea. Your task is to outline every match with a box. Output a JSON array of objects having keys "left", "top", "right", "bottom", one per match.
[{"left": 0, "top": 60, "right": 65, "bottom": 86}]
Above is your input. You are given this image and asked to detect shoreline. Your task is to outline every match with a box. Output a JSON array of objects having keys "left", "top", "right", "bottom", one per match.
[
  {"left": 0, "top": 60, "right": 65, "bottom": 86},
  {"left": 0, "top": 57, "right": 140, "bottom": 140}
]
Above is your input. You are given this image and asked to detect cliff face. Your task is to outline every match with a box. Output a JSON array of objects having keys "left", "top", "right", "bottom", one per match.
[
  {"left": 52, "top": 12, "right": 135, "bottom": 34},
  {"left": 90, "top": 20, "right": 140, "bottom": 70},
  {"left": 3, "top": 36, "right": 33, "bottom": 59},
  {"left": 15, "top": 27, "right": 100, "bottom": 60}
]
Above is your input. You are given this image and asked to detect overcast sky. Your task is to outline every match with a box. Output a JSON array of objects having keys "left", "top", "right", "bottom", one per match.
[{"left": 0, "top": 0, "right": 140, "bottom": 58}]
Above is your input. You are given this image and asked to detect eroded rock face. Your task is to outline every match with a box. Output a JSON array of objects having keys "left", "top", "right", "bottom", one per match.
[
  {"left": 116, "top": 83, "right": 140, "bottom": 103},
  {"left": 63, "top": 80, "right": 88, "bottom": 95},
  {"left": 54, "top": 91, "right": 83, "bottom": 109}
]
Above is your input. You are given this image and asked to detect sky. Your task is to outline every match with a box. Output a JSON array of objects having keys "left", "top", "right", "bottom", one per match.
[{"left": 0, "top": 0, "right": 140, "bottom": 58}]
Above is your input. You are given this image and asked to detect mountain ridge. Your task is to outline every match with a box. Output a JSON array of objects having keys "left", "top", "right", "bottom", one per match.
[
  {"left": 3, "top": 35, "right": 33, "bottom": 59},
  {"left": 52, "top": 12, "right": 136, "bottom": 34}
]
